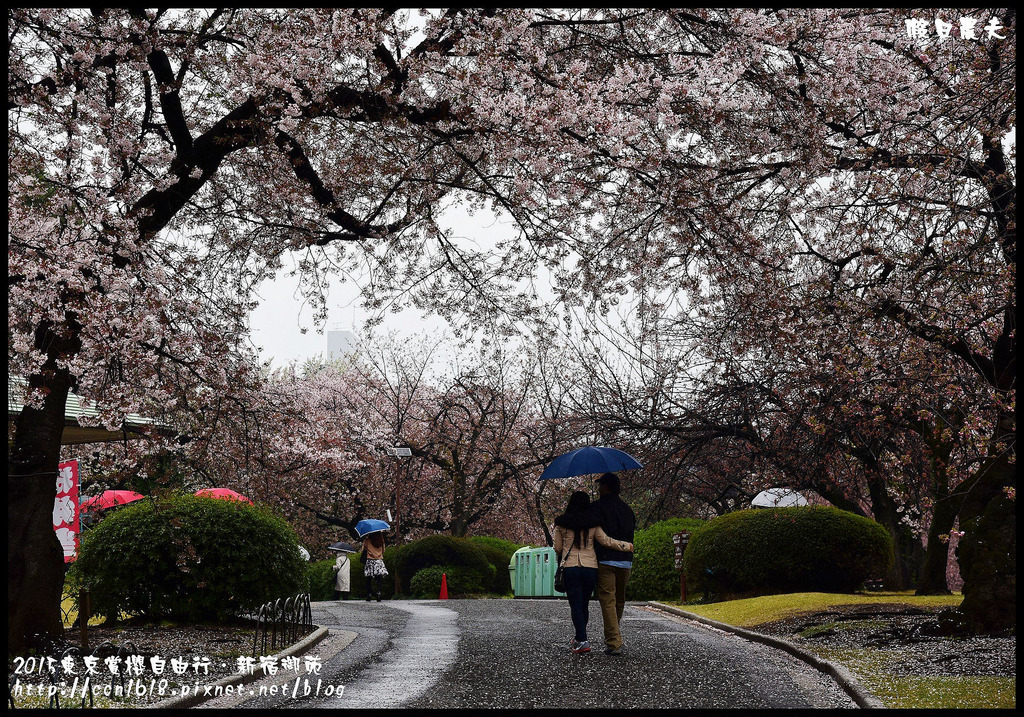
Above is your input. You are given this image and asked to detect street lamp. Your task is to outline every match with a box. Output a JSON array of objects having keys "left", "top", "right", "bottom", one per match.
[{"left": 385, "top": 446, "right": 412, "bottom": 594}]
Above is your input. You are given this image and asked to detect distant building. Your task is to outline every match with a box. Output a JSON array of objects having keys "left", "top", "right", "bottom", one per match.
[{"left": 328, "top": 329, "right": 359, "bottom": 359}]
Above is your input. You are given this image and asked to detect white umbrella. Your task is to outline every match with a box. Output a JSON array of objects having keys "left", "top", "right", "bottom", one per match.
[{"left": 751, "top": 487, "right": 808, "bottom": 508}]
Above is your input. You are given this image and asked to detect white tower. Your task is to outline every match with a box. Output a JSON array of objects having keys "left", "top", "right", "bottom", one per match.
[{"left": 327, "top": 326, "right": 358, "bottom": 359}]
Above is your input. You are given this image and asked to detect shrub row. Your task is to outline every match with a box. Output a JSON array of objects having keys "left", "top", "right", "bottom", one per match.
[
  {"left": 69, "top": 493, "right": 306, "bottom": 622},
  {"left": 308, "top": 534, "right": 522, "bottom": 600},
  {"left": 75, "top": 495, "right": 890, "bottom": 615},
  {"left": 409, "top": 565, "right": 493, "bottom": 598},
  {"left": 683, "top": 506, "right": 893, "bottom": 599}
]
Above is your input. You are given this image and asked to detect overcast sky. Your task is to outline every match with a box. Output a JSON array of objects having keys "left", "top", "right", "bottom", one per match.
[
  {"left": 247, "top": 202, "right": 521, "bottom": 369},
  {"left": 247, "top": 269, "right": 453, "bottom": 369}
]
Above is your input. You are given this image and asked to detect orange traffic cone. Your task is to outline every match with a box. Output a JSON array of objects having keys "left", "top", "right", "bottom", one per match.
[{"left": 439, "top": 572, "right": 449, "bottom": 600}]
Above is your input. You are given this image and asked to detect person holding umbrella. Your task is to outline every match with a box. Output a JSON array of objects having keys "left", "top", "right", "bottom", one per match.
[
  {"left": 541, "top": 447, "right": 642, "bottom": 656},
  {"left": 555, "top": 472, "right": 636, "bottom": 656},
  {"left": 331, "top": 544, "right": 356, "bottom": 598},
  {"left": 553, "top": 490, "right": 634, "bottom": 654},
  {"left": 355, "top": 519, "right": 391, "bottom": 602},
  {"left": 362, "top": 532, "right": 388, "bottom": 602}
]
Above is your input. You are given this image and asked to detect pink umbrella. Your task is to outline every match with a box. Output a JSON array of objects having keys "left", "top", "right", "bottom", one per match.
[
  {"left": 195, "top": 488, "right": 253, "bottom": 504},
  {"left": 80, "top": 490, "right": 146, "bottom": 512}
]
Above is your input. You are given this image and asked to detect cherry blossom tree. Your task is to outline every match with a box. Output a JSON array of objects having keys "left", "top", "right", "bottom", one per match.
[
  {"left": 9, "top": 7, "right": 676, "bottom": 647},
  {"left": 534, "top": 8, "right": 1014, "bottom": 631},
  {"left": 346, "top": 335, "right": 565, "bottom": 541}
]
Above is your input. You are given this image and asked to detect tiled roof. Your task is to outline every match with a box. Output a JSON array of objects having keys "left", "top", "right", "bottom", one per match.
[{"left": 8, "top": 375, "right": 168, "bottom": 444}]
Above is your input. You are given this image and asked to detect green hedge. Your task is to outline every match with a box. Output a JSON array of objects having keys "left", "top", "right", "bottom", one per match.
[
  {"left": 68, "top": 493, "right": 305, "bottom": 622},
  {"left": 409, "top": 565, "right": 493, "bottom": 598},
  {"left": 312, "top": 535, "right": 522, "bottom": 598},
  {"left": 468, "top": 536, "right": 522, "bottom": 595},
  {"left": 467, "top": 535, "right": 523, "bottom": 557},
  {"left": 306, "top": 559, "right": 337, "bottom": 601},
  {"left": 626, "top": 517, "right": 707, "bottom": 600},
  {"left": 683, "top": 507, "right": 894, "bottom": 599},
  {"left": 392, "top": 535, "right": 492, "bottom": 595}
]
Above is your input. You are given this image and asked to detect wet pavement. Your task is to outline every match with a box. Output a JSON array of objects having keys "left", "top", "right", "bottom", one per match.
[{"left": 200, "top": 599, "right": 857, "bottom": 709}]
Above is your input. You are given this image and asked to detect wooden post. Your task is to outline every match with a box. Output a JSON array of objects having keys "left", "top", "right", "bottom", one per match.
[
  {"left": 79, "top": 588, "right": 90, "bottom": 650},
  {"left": 388, "top": 446, "right": 411, "bottom": 597},
  {"left": 673, "top": 531, "right": 691, "bottom": 603}
]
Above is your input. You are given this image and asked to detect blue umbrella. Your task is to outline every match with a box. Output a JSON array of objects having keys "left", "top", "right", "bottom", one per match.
[
  {"left": 354, "top": 519, "right": 391, "bottom": 538},
  {"left": 539, "top": 446, "right": 643, "bottom": 480}
]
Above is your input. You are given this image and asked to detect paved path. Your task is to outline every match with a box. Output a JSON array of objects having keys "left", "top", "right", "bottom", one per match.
[{"left": 201, "top": 599, "right": 856, "bottom": 709}]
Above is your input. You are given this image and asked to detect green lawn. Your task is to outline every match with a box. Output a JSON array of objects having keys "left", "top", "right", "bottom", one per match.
[
  {"left": 670, "top": 590, "right": 963, "bottom": 627},
  {"left": 809, "top": 646, "right": 1016, "bottom": 710},
  {"left": 871, "top": 675, "right": 1015, "bottom": 709},
  {"left": 659, "top": 591, "right": 1015, "bottom": 710}
]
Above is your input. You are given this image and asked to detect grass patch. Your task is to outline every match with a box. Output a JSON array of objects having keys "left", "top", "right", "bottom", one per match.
[
  {"left": 797, "top": 619, "right": 887, "bottom": 638},
  {"left": 805, "top": 647, "right": 1016, "bottom": 709},
  {"left": 61, "top": 594, "right": 138, "bottom": 627},
  {"left": 61, "top": 594, "right": 108, "bottom": 628},
  {"left": 654, "top": 592, "right": 1016, "bottom": 710},
  {"left": 873, "top": 676, "right": 1016, "bottom": 709},
  {"left": 665, "top": 591, "right": 962, "bottom": 627}
]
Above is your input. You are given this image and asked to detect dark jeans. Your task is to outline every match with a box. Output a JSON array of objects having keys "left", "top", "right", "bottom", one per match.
[{"left": 563, "top": 566, "right": 599, "bottom": 642}]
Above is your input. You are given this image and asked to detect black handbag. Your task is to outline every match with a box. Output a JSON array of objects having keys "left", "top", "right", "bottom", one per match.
[{"left": 554, "top": 540, "right": 572, "bottom": 593}]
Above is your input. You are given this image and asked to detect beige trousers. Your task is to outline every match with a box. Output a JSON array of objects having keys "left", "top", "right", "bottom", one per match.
[{"left": 596, "top": 564, "right": 631, "bottom": 650}]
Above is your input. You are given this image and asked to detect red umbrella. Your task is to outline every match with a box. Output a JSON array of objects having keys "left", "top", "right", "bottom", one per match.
[
  {"left": 195, "top": 488, "right": 252, "bottom": 504},
  {"left": 80, "top": 490, "right": 146, "bottom": 512}
]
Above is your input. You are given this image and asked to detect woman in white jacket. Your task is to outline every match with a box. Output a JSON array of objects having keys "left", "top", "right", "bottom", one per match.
[{"left": 332, "top": 551, "right": 351, "bottom": 600}]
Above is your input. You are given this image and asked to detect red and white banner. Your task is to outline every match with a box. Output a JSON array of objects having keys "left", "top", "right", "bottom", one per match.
[{"left": 54, "top": 459, "right": 80, "bottom": 563}]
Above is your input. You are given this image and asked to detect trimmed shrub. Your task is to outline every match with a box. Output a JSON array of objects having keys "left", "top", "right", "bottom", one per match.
[
  {"left": 626, "top": 517, "right": 707, "bottom": 600},
  {"left": 683, "top": 506, "right": 894, "bottom": 599},
  {"left": 409, "top": 565, "right": 493, "bottom": 598},
  {"left": 306, "top": 559, "right": 336, "bottom": 601},
  {"left": 468, "top": 535, "right": 523, "bottom": 557},
  {"left": 468, "top": 536, "right": 523, "bottom": 595},
  {"left": 69, "top": 493, "right": 305, "bottom": 622},
  {"left": 392, "top": 535, "right": 492, "bottom": 595}
]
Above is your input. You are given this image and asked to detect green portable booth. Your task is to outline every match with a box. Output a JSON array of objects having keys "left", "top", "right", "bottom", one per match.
[{"left": 511, "top": 546, "right": 565, "bottom": 598}]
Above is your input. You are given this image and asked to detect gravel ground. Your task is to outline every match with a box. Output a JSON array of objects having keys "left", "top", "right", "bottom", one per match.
[
  {"left": 9, "top": 601, "right": 1013, "bottom": 709},
  {"left": 749, "top": 604, "right": 1016, "bottom": 678},
  {"left": 399, "top": 600, "right": 857, "bottom": 709},
  {"left": 95, "top": 600, "right": 856, "bottom": 710}
]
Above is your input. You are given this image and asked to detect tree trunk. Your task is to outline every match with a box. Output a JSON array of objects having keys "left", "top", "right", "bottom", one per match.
[
  {"left": 867, "top": 475, "right": 922, "bottom": 591},
  {"left": 916, "top": 494, "right": 958, "bottom": 595},
  {"left": 916, "top": 428, "right": 960, "bottom": 595},
  {"left": 533, "top": 484, "right": 553, "bottom": 546},
  {"left": 450, "top": 515, "right": 469, "bottom": 537},
  {"left": 8, "top": 372, "right": 73, "bottom": 653},
  {"left": 952, "top": 411, "right": 1016, "bottom": 633}
]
